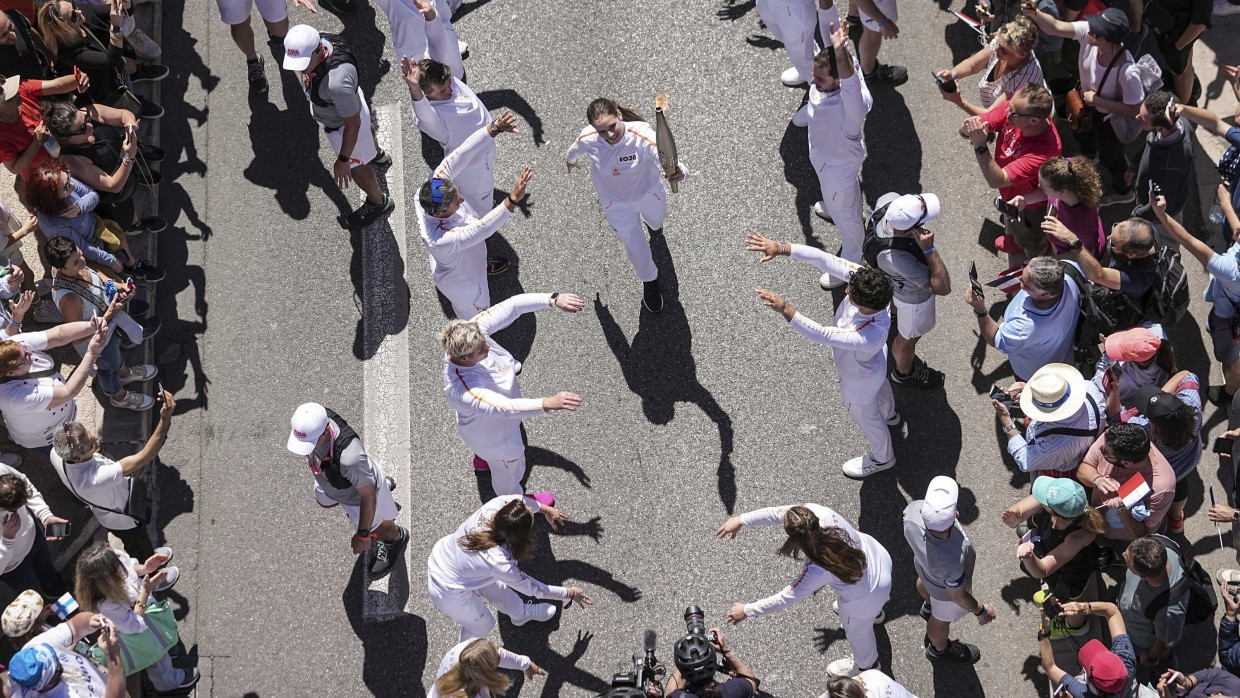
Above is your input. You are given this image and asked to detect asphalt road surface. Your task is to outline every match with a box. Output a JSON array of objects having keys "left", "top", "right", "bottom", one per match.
[{"left": 150, "top": 0, "right": 1240, "bottom": 696}]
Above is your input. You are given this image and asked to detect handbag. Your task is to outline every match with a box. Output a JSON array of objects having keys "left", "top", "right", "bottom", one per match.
[
  {"left": 83, "top": 25, "right": 142, "bottom": 114},
  {"left": 60, "top": 462, "right": 150, "bottom": 523},
  {"left": 88, "top": 598, "right": 178, "bottom": 675},
  {"left": 1069, "top": 49, "right": 1126, "bottom": 134}
]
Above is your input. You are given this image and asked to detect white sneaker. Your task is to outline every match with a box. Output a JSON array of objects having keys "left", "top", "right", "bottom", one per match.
[
  {"left": 826, "top": 656, "right": 864, "bottom": 678},
  {"left": 831, "top": 600, "right": 886, "bottom": 624},
  {"left": 0, "top": 453, "right": 20, "bottom": 468},
  {"left": 1215, "top": 0, "right": 1240, "bottom": 16},
  {"left": 510, "top": 601, "right": 557, "bottom": 626},
  {"left": 819, "top": 272, "right": 847, "bottom": 290},
  {"left": 457, "top": 38, "right": 469, "bottom": 57},
  {"left": 813, "top": 201, "right": 834, "bottom": 222},
  {"left": 885, "top": 412, "right": 902, "bottom": 426},
  {"left": 120, "top": 364, "right": 158, "bottom": 385},
  {"left": 781, "top": 66, "right": 807, "bottom": 87},
  {"left": 153, "top": 547, "right": 173, "bottom": 565},
  {"left": 791, "top": 103, "right": 809, "bottom": 128},
  {"left": 110, "top": 391, "right": 155, "bottom": 411},
  {"left": 153, "top": 565, "right": 179, "bottom": 592},
  {"left": 842, "top": 454, "right": 895, "bottom": 479}
]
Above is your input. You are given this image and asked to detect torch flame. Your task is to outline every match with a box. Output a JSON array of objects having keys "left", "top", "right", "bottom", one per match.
[{"left": 655, "top": 93, "right": 669, "bottom": 111}]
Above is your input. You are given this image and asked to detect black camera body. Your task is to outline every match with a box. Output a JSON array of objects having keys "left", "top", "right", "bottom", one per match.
[{"left": 609, "top": 629, "right": 664, "bottom": 695}]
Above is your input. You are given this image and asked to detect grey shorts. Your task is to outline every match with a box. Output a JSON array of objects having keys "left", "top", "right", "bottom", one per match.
[{"left": 1208, "top": 309, "right": 1240, "bottom": 365}]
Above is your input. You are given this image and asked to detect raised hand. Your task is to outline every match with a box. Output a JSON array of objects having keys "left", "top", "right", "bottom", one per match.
[{"left": 744, "top": 231, "right": 783, "bottom": 263}]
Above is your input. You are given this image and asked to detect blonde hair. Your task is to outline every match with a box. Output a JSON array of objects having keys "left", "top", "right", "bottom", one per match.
[
  {"left": 0, "top": 340, "right": 24, "bottom": 376},
  {"left": 997, "top": 16, "right": 1039, "bottom": 55},
  {"left": 433, "top": 639, "right": 511, "bottom": 698},
  {"left": 74, "top": 543, "right": 131, "bottom": 615},
  {"left": 439, "top": 319, "right": 485, "bottom": 359},
  {"left": 37, "top": 1, "right": 84, "bottom": 57}
]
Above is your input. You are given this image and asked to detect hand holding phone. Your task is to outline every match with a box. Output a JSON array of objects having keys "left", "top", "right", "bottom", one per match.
[
  {"left": 933, "top": 70, "right": 958, "bottom": 93},
  {"left": 1047, "top": 203, "right": 1058, "bottom": 218},
  {"left": 993, "top": 196, "right": 1020, "bottom": 218},
  {"left": 44, "top": 521, "right": 71, "bottom": 538},
  {"left": 969, "top": 261, "right": 984, "bottom": 300},
  {"left": 1215, "top": 437, "right": 1235, "bottom": 456}
]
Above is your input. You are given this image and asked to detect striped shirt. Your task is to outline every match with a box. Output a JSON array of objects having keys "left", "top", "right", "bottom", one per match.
[{"left": 977, "top": 40, "right": 1045, "bottom": 109}]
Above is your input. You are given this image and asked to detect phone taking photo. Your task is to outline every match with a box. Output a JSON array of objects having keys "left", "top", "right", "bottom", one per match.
[
  {"left": 933, "top": 71, "right": 958, "bottom": 94},
  {"left": 1215, "top": 437, "right": 1235, "bottom": 456},
  {"left": 1149, "top": 179, "right": 1158, "bottom": 200},
  {"left": 1047, "top": 203, "right": 1058, "bottom": 218},
  {"left": 989, "top": 384, "right": 1015, "bottom": 409},
  {"left": 44, "top": 521, "right": 71, "bottom": 538},
  {"left": 993, "top": 196, "right": 1020, "bottom": 218},
  {"left": 969, "top": 261, "right": 984, "bottom": 299}
]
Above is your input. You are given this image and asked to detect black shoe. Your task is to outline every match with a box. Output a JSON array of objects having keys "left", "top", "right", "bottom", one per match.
[
  {"left": 919, "top": 601, "right": 931, "bottom": 621},
  {"left": 369, "top": 526, "right": 408, "bottom": 579},
  {"left": 864, "top": 63, "right": 908, "bottom": 87},
  {"left": 319, "top": 0, "right": 357, "bottom": 15},
  {"left": 1210, "top": 386, "right": 1235, "bottom": 407},
  {"left": 127, "top": 260, "right": 165, "bottom": 282},
  {"left": 642, "top": 279, "right": 664, "bottom": 313},
  {"left": 266, "top": 31, "right": 283, "bottom": 48},
  {"left": 126, "top": 216, "right": 166, "bottom": 236},
  {"left": 131, "top": 64, "right": 169, "bottom": 83},
  {"left": 926, "top": 639, "right": 981, "bottom": 664},
  {"left": 135, "top": 168, "right": 161, "bottom": 187},
  {"left": 385, "top": 476, "right": 396, "bottom": 492},
  {"left": 137, "top": 142, "right": 164, "bottom": 163},
  {"left": 247, "top": 57, "right": 269, "bottom": 96},
  {"left": 138, "top": 97, "right": 163, "bottom": 120},
  {"left": 487, "top": 256, "right": 512, "bottom": 275},
  {"left": 847, "top": 14, "right": 863, "bottom": 40},
  {"left": 889, "top": 358, "right": 945, "bottom": 389},
  {"left": 175, "top": 668, "right": 201, "bottom": 691},
  {"left": 121, "top": 316, "right": 161, "bottom": 349},
  {"left": 126, "top": 299, "right": 149, "bottom": 319},
  {"left": 343, "top": 195, "right": 394, "bottom": 229},
  {"left": 370, "top": 150, "right": 392, "bottom": 170}
]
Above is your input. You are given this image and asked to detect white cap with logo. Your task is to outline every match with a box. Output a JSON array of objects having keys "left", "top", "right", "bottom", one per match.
[
  {"left": 885, "top": 193, "right": 941, "bottom": 231},
  {"left": 287, "top": 402, "right": 329, "bottom": 455},
  {"left": 282, "top": 24, "right": 321, "bottom": 71},
  {"left": 920, "top": 475, "right": 959, "bottom": 531}
]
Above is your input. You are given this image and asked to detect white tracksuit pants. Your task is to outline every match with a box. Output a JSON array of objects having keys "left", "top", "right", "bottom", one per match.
[
  {"left": 372, "top": 0, "right": 466, "bottom": 80},
  {"left": 474, "top": 446, "right": 526, "bottom": 496},
  {"left": 809, "top": 158, "right": 866, "bottom": 267},
  {"left": 841, "top": 375, "right": 895, "bottom": 463},
  {"left": 602, "top": 190, "right": 666, "bottom": 283},
  {"left": 757, "top": 0, "right": 817, "bottom": 83},
  {"left": 428, "top": 576, "right": 527, "bottom": 642},
  {"left": 836, "top": 545, "right": 892, "bottom": 668}
]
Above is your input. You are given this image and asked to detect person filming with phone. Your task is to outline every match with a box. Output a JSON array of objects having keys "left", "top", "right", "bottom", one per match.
[{"left": 992, "top": 362, "right": 1105, "bottom": 474}]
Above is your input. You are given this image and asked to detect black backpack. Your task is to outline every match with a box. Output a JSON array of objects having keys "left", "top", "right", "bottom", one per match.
[
  {"left": 314, "top": 408, "right": 362, "bottom": 491},
  {"left": 1060, "top": 262, "right": 1118, "bottom": 379},
  {"left": 1141, "top": 245, "right": 1190, "bottom": 328},
  {"left": 862, "top": 203, "right": 928, "bottom": 271},
  {"left": 306, "top": 33, "right": 358, "bottom": 109},
  {"left": 1143, "top": 534, "right": 1218, "bottom": 625}
]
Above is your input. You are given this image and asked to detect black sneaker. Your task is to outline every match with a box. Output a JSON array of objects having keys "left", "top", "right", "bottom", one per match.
[
  {"left": 926, "top": 639, "right": 981, "bottom": 664},
  {"left": 247, "top": 57, "right": 269, "bottom": 96},
  {"left": 1209, "top": 386, "right": 1235, "bottom": 406},
  {"left": 127, "top": 260, "right": 164, "bottom": 282},
  {"left": 919, "top": 601, "right": 931, "bottom": 621},
  {"left": 131, "top": 64, "right": 169, "bottom": 83},
  {"left": 487, "top": 256, "right": 511, "bottom": 275},
  {"left": 126, "top": 216, "right": 166, "bottom": 236},
  {"left": 343, "top": 195, "right": 394, "bottom": 229},
  {"left": 370, "top": 150, "right": 392, "bottom": 170},
  {"left": 369, "top": 526, "right": 408, "bottom": 579},
  {"left": 138, "top": 97, "right": 163, "bottom": 121},
  {"left": 643, "top": 279, "right": 664, "bottom": 313},
  {"left": 847, "top": 14, "right": 863, "bottom": 40},
  {"left": 889, "top": 358, "right": 945, "bottom": 389},
  {"left": 319, "top": 0, "right": 357, "bottom": 15},
  {"left": 137, "top": 142, "right": 164, "bottom": 162},
  {"left": 385, "top": 476, "right": 396, "bottom": 492},
  {"left": 121, "top": 316, "right": 161, "bottom": 349},
  {"left": 126, "top": 299, "right": 149, "bottom": 319},
  {"left": 864, "top": 63, "right": 908, "bottom": 87},
  {"left": 135, "top": 168, "right": 161, "bottom": 187}
]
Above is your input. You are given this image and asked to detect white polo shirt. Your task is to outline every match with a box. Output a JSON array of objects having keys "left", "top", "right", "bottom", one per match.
[{"left": 0, "top": 332, "right": 77, "bottom": 448}]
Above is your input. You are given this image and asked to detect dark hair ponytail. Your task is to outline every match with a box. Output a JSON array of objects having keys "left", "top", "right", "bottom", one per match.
[
  {"left": 778, "top": 506, "right": 867, "bottom": 585},
  {"left": 586, "top": 97, "right": 644, "bottom": 125},
  {"left": 459, "top": 500, "right": 537, "bottom": 560}
]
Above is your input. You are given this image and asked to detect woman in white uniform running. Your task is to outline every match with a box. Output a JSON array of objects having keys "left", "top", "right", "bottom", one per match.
[
  {"left": 418, "top": 111, "right": 531, "bottom": 318},
  {"left": 429, "top": 638, "right": 544, "bottom": 698},
  {"left": 719, "top": 504, "right": 892, "bottom": 679},
  {"left": 427, "top": 494, "right": 592, "bottom": 642},
  {"left": 565, "top": 98, "right": 687, "bottom": 314},
  {"left": 441, "top": 292, "right": 585, "bottom": 495}
]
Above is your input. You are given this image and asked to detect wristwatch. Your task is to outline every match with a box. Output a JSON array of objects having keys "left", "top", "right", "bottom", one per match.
[
  {"left": 337, "top": 154, "right": 352, "bottom": 164},
  {"left": 355, "top": 527, "right": 370, "bottom": 539},
  {"left": 1233, "top": 510, "right": 1239, "bottom": 523},
  {"left": 974, "top": 145, "right": 989, "bottom": 155},
  {"left": 1068, "top": 239, "right": 1083, "bottom": 251}
]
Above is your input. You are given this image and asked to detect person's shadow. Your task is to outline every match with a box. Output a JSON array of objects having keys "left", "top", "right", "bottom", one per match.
[
  {"left": 341, "top": 556, "right": 428, "bottom": 698},
  {"left": 593, "top": 230, "right": 738, "bottom": 513}
]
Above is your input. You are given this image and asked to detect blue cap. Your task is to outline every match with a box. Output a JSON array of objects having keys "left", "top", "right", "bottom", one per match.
[{"left": 9, "top": 644, "right": 59, "bottom": 690}]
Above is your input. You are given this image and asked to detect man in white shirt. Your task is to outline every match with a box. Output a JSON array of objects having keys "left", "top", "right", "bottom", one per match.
[
  {"left": 746, "top": 232, "right": 900, "bottom": 478},
  {"left": 0, "top": 318, "right": 106, "bottom": 453},
  {"left": 51, "top": 389, "right": 177, "bottom": 561}
]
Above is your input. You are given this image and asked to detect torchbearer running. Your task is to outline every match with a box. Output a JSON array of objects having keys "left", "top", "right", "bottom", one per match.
[
  {"left": 440, "top": 292, "right": 585, "bottom": 497},
  {"left": 418, "top": 111, "right": 530, "bottom": 319},
  {"left": 805, "top": 4, "right": 872, "bottom": 287},
  {"left": 746, "top": 232, "right": 899, "bottom": 478},
  {"left": 718, "top": 503, "right": 892, "bottom": 678},
  {"left": 426, "top": 494, "right": 592, "bottom": 642},
  {"left": 565, "top": 98, "right": 687, "bottom": 314}
]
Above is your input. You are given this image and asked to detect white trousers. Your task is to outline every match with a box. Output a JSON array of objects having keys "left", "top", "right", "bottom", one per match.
[
  {"left": 441, "top": 276, "right": 490, "bottom": 320},
  {"left": 602, "top": 190, "right": 666, "bottom": 283},
  {"left": 842, "top": 376, "right": 895, "bottom": 463},
  {"left": 371, "top": 0, "right": 466, "bottom": 80},
  {"left": 757, "top": 0, "right": 817, "bottom": 83},
  {"left": 475, "top": 450, "right": 526, "bottom": 496},
  {"left": 428, "top": 577, "right": 526, "bottom": 642},
  {"left": 836, "top": 545, "right": 892, "bottom": 668},
  {"left": 809, "top": 159, "right": 866, "bottom": 268}
]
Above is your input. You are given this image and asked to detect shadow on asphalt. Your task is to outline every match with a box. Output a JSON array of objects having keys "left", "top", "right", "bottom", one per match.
[
  {"left": 594, "top": 229, "right": 738, "bottom": 513},
  {"left": 342, "top": 555, "right": 428, "bottom": 698},
  {"left": 861, "top": 88, "right": 922, "bottom": 207},
  {"left": 778, "top": 121, "right": 821, "bottom": 249},
  {"left": 477, "top": 89, "right": 545, "bottom": 146}
]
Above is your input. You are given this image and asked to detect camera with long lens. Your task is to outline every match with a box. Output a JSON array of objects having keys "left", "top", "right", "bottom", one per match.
[
  {"left": 607, "top": 629, "right": 664, "bottom": 697},
  {"left": 673, "top": 606, "right": 723, "bottom": 688}
]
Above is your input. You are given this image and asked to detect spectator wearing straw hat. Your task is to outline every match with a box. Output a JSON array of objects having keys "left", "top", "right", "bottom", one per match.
[{"left": 993, "top": 363, "right": 1105, "bottom": 474}]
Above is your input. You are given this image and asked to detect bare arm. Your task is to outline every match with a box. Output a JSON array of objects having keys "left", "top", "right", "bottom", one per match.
[
  {"left": 1024, "top": 7, "right": 1077, "bottom": 38},
  {"left": 118, "top": 392, "right": 173, "bottom": 474}
]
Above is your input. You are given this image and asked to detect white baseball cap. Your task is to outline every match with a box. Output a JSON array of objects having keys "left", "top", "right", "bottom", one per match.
[
  {"left": 1, "top": 75, "right": 20, "bottom": 103},
  {"left": 885, "top": 193, "right": 941, "bottom": 231},
  {"left": 921, "top": 475, "right": 959, "bottom": 531},
  {"left": 287, "top": 402, "right": 328, "bottom": 455},
  {"left": 282, "top": 25, "right": 321, "bottom": 71}
]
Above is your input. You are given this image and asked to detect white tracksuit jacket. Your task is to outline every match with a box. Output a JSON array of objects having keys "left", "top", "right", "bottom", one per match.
[
  {"left": 441, "top": 294, "right": 558, "bottom": 461},
  {"left": 411, "top": 77, "right": 494, "bottom": 215},
  {"left": 565, "top": 121, "right": 681, "bottom": 204},
  {"left": 373, "top": 0, "right": 465, "bottom": 82},
  {"left": 428, "top": 640, "right": 531, "bottom": 698},
  {"left": 806, "top": 5, "right": 871, "bottom": 192}
]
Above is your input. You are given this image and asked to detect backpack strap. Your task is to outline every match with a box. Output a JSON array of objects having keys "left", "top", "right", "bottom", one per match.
[
  {"left": 1142, "top": 533, "right": 1189, "bottom": 619},
  {"left": 52, "top": 276, "right": 108, "bottom": 317},
  {"left": 1031, "top": 394, "right": 1102, "bottom": 440}
]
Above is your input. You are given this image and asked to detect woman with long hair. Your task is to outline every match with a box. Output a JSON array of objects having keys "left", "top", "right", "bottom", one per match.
[
  {"left": 1001, "top": 478, "right": 1104, "bottom": 634},
  {"left": 565, "top": 97, "right": 687, "bottom": 314},
  {"left": 429, "top": 638, "right": 544, "bottom": 698},
  {"left": 1009, "top": 157, "right": 1105, "bottom": 258},
  {"left": 819, "top": 672, "right": 919, "bottom": 698},
  {"left": 937, "top": 17, "right": 1044, "bottom": 116},
  {"left": 73, "top": 541, "right": 198, "bottom": 692},
  {"left": 718, "top": 503, "right": 891, "bottom": 678},
  {"left": 1119, "top": 371, "right": 1203, "bottom": 533},
  {"left": 426, "top": 495, "right": 592, "bottom": 642}
]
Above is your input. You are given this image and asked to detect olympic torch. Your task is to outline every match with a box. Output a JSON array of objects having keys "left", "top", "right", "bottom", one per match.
[{"left": 654, "top": 93, "right": 679, "bottom": 193}]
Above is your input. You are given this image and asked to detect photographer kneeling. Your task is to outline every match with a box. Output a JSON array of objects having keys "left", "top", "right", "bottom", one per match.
[{"left": 667, "top": 628, "right": 757, "bottom": 698}]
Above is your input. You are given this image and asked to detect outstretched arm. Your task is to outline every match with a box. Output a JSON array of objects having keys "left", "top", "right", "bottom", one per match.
[{"left": 474, "top": 292, "right": 583, "bottom": 335}]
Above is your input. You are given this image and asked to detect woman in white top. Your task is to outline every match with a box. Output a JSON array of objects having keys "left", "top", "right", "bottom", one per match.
[
  {"left": 1024, "top": 6, "right": 1143, "bottom": 198},
  {"left": 565, "top": 98, "right": 687, "bottom": 314},
  {"left": 428, "top": 638, "right": 543, "bottom": 698},
  {"left": 938, "top": 17, "right": 1043, "bottom": 115},
  {"left": 819, "top": 671, "right": 919, "bottom": 698},
  {"left": 426, "top": 494, "right": 591, "bottom": 642},
  {"left": 719, "top": 503, "right": 892, "bottom": 679}
]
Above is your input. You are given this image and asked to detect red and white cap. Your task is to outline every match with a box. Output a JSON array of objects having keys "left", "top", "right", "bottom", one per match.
[
  {"left": 282, "top": 25, "right": 321, "bottom": 71},
  {"left": 287, "top": 402, "right": 328, "bottom": 455}
]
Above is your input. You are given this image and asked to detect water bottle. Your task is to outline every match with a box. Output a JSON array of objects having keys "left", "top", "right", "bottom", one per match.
[
  {"left": 42, "top": 134, "right": 60, "bottom": 158},
  {"left": 105, "top": 279, "right": 117, "bottom": 303},
  {"left": 1210, "top": 203, "right": 1227, "bottom": 225}
]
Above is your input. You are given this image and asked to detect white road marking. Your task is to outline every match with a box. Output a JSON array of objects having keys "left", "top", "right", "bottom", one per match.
[{"left": 362, "top": 103, "right": 414, "bottom": 622}]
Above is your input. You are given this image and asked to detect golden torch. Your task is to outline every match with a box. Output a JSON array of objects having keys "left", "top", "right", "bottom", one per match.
[{"left": 654, "top": 93, "right": 679, "bottom": 193}]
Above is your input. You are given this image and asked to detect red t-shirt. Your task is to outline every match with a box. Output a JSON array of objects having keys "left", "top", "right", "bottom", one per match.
[
  {"left": 0, "top": 80, "right": 47, "bottom": 171},
  {"left": 980, "top": 102, "right": 1062, "bottom": 206}
]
